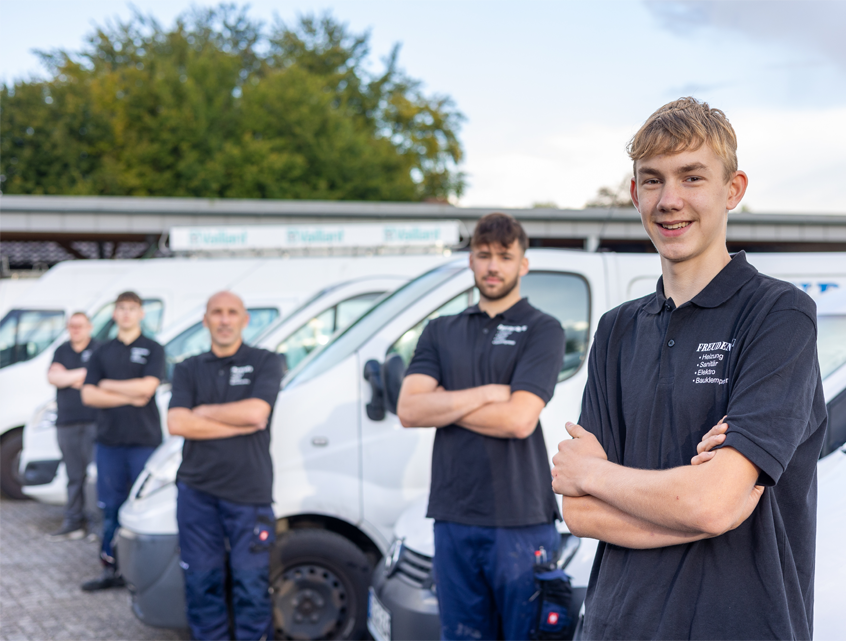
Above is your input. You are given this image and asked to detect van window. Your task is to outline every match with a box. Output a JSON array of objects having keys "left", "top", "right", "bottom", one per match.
[
  {"left": 387, "top": 271, "right": 590, "bottom": 382},
  {"left": 0, "top": 309, "right": 65, "bottom": 369},
  {"left": 818, "top": 314, "right": 846, "bottom": 380},
  {"left": 277, "top": 292, "right": 384, "bottom": 372},
  {"left": 90, "top": 299, "right": 164, "bottom": 341},
  {"left": 164, "top": 307, "right": 280, "bottom": 380}
]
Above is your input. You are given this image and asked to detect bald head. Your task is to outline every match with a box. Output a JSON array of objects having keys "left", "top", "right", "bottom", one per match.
[
  {"left": 206, "top": 291, "right": 246, "bottom": 314},
  {"left": 204, "top": 291, "right": 250, "bottom": 356}
]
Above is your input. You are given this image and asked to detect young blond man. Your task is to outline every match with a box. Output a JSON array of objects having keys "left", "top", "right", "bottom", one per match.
[{"left": 551, "top": 98, "right": 826, "bottom": 639}]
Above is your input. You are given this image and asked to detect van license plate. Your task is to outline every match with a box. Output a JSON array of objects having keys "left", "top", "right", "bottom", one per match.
[{"left": 368, "top": 587, "right": 392, "bottom": 641}]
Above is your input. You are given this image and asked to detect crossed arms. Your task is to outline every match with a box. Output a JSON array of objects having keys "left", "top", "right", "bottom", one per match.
[
  {"left": 48, "top": 363, "right": 87, "bottom": 390},
  {"left": 397, "top": 373, "right": 546, "bottom": 439},
  {"left": 168, "top": 399, "right": 271, "bottom": 440},
  {"left": 552, "top": 420, "right": 764, "bottom": 549},
  {"left": 82, "top": 377, "right": 160, "bottom": 408}
]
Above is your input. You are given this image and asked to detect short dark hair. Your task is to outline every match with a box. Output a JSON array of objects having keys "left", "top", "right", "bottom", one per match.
[
  {"left": 69, "top": 311, "right": 90, "bottom": 320},
  {"left": 115, "top": 291, "right": 142, "bottom": 306},
  {"left": 471, "top": 213, "right": 528, "bottom": 252}
]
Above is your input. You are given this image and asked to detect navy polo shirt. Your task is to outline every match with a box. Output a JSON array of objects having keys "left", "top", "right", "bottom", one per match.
[
  {"left": 84, "top": 335, "right": 165, "bottom": 448},
  {"left": 52, "top": 339, "right": 100, "bottom": 426},
  {"left": 580, "top": 252, "right": 826, "bottom": 640},
  {"left": 406, "top": 297, "right": 564, "bottom": 528},
  {"left": 170, "top": 344, "right": 283, "bottom": 505}
]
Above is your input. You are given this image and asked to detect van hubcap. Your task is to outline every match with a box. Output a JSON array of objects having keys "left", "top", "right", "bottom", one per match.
[{"left": 274, "top": 564, "right": 349, "bottom": 639}]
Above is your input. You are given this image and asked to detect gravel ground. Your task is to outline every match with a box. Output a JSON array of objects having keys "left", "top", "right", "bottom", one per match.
[{"left": 0, "top": 497, "right": 189, "bottom": 641}]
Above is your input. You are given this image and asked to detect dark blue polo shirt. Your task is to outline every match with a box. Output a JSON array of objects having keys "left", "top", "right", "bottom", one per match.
[
  {"left": 170, "top": 344, "right": 283, "bottom": 505},
  {"left": 84, "top": 335, "right": 165, "bottom": 448},
  {"left": 52, "top": 339, "right": 100, "bottom": 426},
  {"left": 406, "top": 297, "right": 564, "bottom": 528},
  {"left": 580, "top": 252, "right": 826, "bottom": 640}
]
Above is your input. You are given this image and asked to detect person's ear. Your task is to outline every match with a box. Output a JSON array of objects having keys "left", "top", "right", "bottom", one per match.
[
  {"left": 519, "top": 254, "right": 529, "bottom": 277},
  {"left": 629, "top": 176, "right": 640, "bottom": 212},
  {"left": 726, "top": 170, "right": 748, "bottom": 211},
  {"left": 202, "top": 313, "right": 209, "bottom": 329}
]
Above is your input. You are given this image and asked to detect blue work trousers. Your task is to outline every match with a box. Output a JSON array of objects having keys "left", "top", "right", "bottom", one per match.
[
  {"left": 96, "top": 443, "right": 156, "bottom": 564},
  {"left": 177, "top": 481, "right": 276, "bottom": 641},
  {"left": 433, "top": 520, "right": 560, "bottom": 641}
]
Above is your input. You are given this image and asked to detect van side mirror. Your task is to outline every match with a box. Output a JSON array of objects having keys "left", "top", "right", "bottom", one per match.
[
  {"left": 363, "top": 360, "right": 386, "bottom": 421},
  {"left": 381, "top": 353, "right": 406, "bottom": 416}
]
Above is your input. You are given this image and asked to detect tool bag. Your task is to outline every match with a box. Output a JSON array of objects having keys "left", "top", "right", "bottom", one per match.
[{"left": 530, "top": 563, "right": 575, "bottom": 640}]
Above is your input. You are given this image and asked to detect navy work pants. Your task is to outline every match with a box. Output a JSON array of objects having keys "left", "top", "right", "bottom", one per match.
[
  {"left": 433, "top": 520, "right": 560, "bottom": 641},
  {"left": 177, "top": 481, "right": 276, "bottom": 641},
  {"left": 96, "top": 443, "right": 155, "bottom": 564}
]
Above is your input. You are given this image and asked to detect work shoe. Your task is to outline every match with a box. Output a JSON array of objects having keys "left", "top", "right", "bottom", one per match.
[
  {"left": 81, "top": 566, "right": 126, "bottom": 591},
  {"left": 47, "top": 522, "right": 86, "bottom": 541}
]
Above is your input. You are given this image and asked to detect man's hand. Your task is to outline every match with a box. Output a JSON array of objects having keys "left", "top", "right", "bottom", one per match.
[
  {"left": 551, "top": 422, "right": 608, "bottom": 497},
  {"left": 130, "top": 395, "right": 152, "bottom": 407},
  {"left": 192, "top": 402, "right": 269, "bottom": 430}
]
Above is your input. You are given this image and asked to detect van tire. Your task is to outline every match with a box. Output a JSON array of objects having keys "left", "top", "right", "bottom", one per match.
[
  {"left": 271, "top": 528, "right": 371, "bottom": 640},
  {"left": 0, "top": 428, "right": 28, "bottom": 500}
]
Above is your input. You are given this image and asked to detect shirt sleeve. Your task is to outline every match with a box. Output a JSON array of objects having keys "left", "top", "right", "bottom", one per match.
[
  {"left": 83, "top": 347, "right": 104, "bottom": 386},
  {"left": 510, "top": 316, "right": 565, "bottom": 404},
  {"left": 168, "top": 361, "right": 195, "bottom": 410},
  {"left": 249, "top": 351, "right": 284, "bottom": 407},
  {"left": 578, "top": 310, "right": 624, "bottom": 465},
  {"left": 722, "top": 295, "right": 823, "bottom": 486},
  {"left": 404, "top": 320, "right": 442, "bottom": 383},
  {"left": 51, "top": 344, "right": 65, "bottom": 366},
  {"left": 143, "top": 341, "right": 166, "bottom": 381}
]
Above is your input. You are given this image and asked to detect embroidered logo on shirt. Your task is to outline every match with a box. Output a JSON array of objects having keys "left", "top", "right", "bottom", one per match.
[
  {"left": 492, "top": 324, "right": 528, "bottom": 346},
  {"left": 693, "top": 338, "right": 735, "bottom": 384},
  {"left": 81, "top": 350, "right": 92, "bottom": 363},
  {"left": 130, "top": 347, "right": 150, "bottom": 364},
  {"left": 230, "top": 364, "right": 254, "bottom": 386}
]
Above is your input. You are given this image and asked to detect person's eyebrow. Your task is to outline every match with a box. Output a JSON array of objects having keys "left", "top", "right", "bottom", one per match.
[
  {"left": 677, "top": 162, "right": 709, "bottom": 174},
  {"left": 637, "top": 166, "right": 663, "bottom": 177}
]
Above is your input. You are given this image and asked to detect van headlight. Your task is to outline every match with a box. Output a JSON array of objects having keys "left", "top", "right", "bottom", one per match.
[
  {"left": 29, "top": 401, "right": 58, "bottom": 432},
  {"left": 135, "top": 447, "right": 181, "bottom": 499}
]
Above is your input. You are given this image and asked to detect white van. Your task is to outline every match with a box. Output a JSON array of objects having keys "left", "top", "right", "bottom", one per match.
[
  {"left": 114, "top": 249, "right": 846, "bottom": 639},
  {"left": 19, "top": 275, "right": 415, "bottom": 504}
]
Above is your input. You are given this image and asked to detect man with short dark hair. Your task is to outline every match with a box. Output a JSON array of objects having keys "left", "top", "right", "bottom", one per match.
[
  {"left": 551, "top": 98, "right": 826, "bottom": 638},
  {"left": 80, "top": 291, "right": 164, "bottom": 591},
  {"left": 168, "top": 291, "right": 283, "bottom": 640},
  {"left": 398, "top": 213, "right": 565, "bottom": 640},
  {"left": 47, "top": 311, "right": 99, "bottom": 540}
]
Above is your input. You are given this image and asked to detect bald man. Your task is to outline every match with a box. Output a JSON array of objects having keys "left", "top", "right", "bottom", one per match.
[{"left": 168, "top": 292, "right": 283, "bottom": 640}]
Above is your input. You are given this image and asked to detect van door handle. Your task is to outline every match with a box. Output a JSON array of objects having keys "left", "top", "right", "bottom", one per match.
[
  {"left": 311, "top": 437, "right": 328, "bottom": 447},
  {"left": 363, "top": 359, "right": 386, "bottom": 421}
]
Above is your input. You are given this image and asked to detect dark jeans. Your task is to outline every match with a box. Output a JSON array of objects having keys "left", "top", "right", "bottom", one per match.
[
  {"left": 56, "top": 422, "right": 96, "bottom": 527},
  {"left": 177, "top": 481, "right": 275, "bottom": 641},
  {"left": 433, "top": 520, "right": 560, "bottom": 641},
  {"left": 96, "top": 443, "right": 156, "bottom": 564}
]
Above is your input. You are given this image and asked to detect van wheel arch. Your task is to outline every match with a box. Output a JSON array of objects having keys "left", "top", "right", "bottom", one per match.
[{"left": 0, "top": 427, "right": 28, "bottom": 500}]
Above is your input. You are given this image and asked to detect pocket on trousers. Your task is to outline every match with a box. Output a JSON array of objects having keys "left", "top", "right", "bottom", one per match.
[{"left": 249, "top": 511, "right": 275, "bottom": 554}]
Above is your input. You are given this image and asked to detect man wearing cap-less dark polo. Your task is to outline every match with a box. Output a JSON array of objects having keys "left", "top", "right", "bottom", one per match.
[
  {"left": 397, "top": 213, "right": 565, "bottom": 641},
  {"left": 47, "top": 311, "right": 100, "bottom": 540},
  {"left": 80, "top": 291, "right": 164, "bottom": 591},
  {"left": 168, "top": 291, "right": 283, "bottom": 641}
]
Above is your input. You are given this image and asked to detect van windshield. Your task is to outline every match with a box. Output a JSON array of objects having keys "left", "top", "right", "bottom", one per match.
[
  {"left": 818, "top": 314, "right": 846, "bottom": 380},
  {"left": 0, "top": 309, "right": 65, "bottom": 369},
  {"left": 287, "top": 261, "right": 465, "bottom": 386}
]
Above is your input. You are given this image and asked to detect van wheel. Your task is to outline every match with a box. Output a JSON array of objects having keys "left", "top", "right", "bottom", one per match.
[
  {"left": 271, "top": 529, "right": 371, "bottom": 640},
  {"left": 0, "top": 428, "right": 28, "bottom": 500}
]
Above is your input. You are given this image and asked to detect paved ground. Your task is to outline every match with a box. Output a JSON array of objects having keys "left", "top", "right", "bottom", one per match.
[{"left": 0, "top": 497, "right": 189, "bottom": 641}]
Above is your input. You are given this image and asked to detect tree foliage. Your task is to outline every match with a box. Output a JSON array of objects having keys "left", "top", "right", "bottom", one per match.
[
  {"left": 0, "top": 5, "right": 465, "bottom": 200},
  {"left": 585, "top": 177, "right": 634, "bottom": 209}
]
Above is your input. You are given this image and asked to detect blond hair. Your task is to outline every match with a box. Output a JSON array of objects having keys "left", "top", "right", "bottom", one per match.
[{"left": 628, "top": 97, "right": 738, "bottom": 182}]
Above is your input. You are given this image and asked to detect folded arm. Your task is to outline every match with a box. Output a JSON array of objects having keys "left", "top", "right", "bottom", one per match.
[
  {"left": 81, "top": 384, "right": 145, "bottom": 408},
  {"left": 48, "top": 363, "right": 87, "bottom": 389},
  {"left": 397, "top": 374, "right": 511, "bottom": 429},
  {"left": 553, "top": 422, "right": 763, "bottom": 537},
  {"left": 98, "top": 377, "right": 160, "bottom": 400},
  {"left": 192, "top": 398, "right": 272, "bottom": 428},
  {"left": 168, "top": 407, "right": 263, "bottom": 440},
  {"left": 456, "top": 390, "right": 545, "bottom": 439}
]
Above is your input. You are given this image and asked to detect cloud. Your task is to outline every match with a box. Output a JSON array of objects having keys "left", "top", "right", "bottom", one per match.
[{"left": 643, "top": 0, "right": 846, "bottom": 72}]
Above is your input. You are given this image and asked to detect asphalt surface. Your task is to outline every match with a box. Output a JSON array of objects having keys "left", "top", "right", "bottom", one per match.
[{"left": 0, "top": 496, "right": 189, "bottom": 641}]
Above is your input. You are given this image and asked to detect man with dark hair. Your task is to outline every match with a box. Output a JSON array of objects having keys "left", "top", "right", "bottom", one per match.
[
  {"left": 551, "top": 97, "right": 825, "bottom": 638},
  {"left": 168, "top": 291, "right": 283, "bottom": 640},
  {"left": 397, "top": 213, "right": 564, "bottom": 640},
  {"left": 80, "top": 291, "right": 164, "bottom": 591},
  {"left": 47, "top": 311, "right": 100, "bottom": 540}
]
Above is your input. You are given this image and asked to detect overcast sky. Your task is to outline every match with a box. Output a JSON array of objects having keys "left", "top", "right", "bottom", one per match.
[{"left": 2, "top": 0, "right": 845, "bottom": 214}]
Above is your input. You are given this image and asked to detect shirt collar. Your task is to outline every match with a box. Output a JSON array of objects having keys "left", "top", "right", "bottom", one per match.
[
  {"left": 461, "top": 297, "right": 531, "bottom": 320},
  {"left": 644, "top": 252, "right": 757, "bottom": 314},
  {"left": 201, "top": 342, "right": 248, "bottom": 362}
]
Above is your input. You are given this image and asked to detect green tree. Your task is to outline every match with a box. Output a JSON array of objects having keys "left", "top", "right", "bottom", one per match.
[
  {"left": 0, "top": 5, "right": 465, "bottom": 201},
  {"left": 585, "top": 177, "right": 634, "bottom": 209}
]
